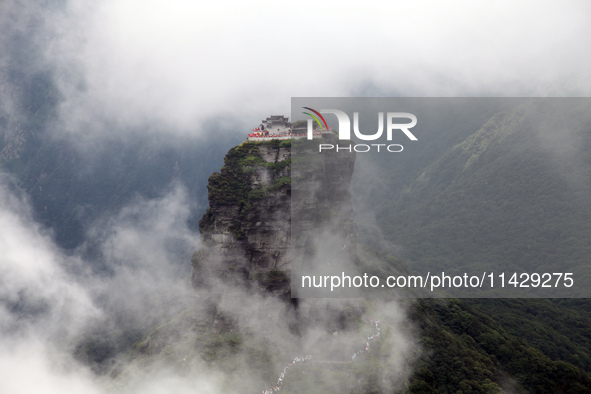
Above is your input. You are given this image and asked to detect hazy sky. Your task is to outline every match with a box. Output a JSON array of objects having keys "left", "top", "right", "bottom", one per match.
[
  {"left": 1, "top": 1, "right": 591, "bottom": 392},
  {"left": 29, "top": 0, "right": 591, "bottom": 137}
]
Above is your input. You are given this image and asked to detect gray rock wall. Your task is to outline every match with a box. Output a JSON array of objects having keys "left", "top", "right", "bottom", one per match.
[{"left": 191, "top": 138, "right": 356, "bottom": 301}]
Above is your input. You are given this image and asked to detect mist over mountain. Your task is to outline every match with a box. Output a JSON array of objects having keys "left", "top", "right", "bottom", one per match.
[
  {"left": 2, "top": 1, "right": 591, "bottom": 393},
  {"left": 353, "top": 100, "right": 591, "bottom": 281},
  {"left": 0, "top": 1, "right": 244, "bottom": 252}
]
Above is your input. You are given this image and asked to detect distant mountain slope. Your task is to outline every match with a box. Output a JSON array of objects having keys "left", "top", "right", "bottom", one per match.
[
  {"left": 410, "top": 298, "right": 591, "bottom": 393},
  {"left": 357, "top": 100, "right": 591, "bottom": 280}
]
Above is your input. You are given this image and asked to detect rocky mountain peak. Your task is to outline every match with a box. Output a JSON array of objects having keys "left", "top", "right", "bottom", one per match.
[{"left": 191, "top": 136, "right": 356, "bottom": 301}]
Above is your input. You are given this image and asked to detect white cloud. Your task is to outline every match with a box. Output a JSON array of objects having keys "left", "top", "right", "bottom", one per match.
[
  {"left": 42, "top": 0, "right": 590, "bottom": 137},
  {"left": 1, "top": 1, "right": 589, "bottom": 391},
  {"left": 0, "top": 173, "right": 101, "bottom": 392},
  {"left": 0, "top": 342, "right": 102, "bottom": 394},
  {"left": 0, "top": 175, "right": 206, "bottom": 393},
  {"left": 0, "top": 173, "right": 99, "bottom": 339}
]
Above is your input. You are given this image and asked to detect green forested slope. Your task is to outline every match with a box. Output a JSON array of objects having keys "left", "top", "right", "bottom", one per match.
[
  {"left": 356, "top": 100, "right": 591, "bottom": 280},
  {"left": 409, "top": 298, "right": 591, "bottom": 393},
  {"left": 352, "top": 100, "right": 591, "bottom": 391}
]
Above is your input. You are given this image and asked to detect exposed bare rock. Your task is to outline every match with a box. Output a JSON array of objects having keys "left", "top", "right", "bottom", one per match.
[{"left": 191, "top": 137, "right": 356, "bottom": 302}]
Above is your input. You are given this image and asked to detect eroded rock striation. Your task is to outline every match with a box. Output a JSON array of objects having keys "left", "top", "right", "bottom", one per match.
[{"left": 191, "top": 136, "right": 356, "bottom": 301}]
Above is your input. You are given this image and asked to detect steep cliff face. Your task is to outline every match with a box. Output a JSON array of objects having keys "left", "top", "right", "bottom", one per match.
[
  {"left": 191, "top": 139, "right": 293, "bottom": 297},
  {"left": 191, "top": 136, "right": 356, "bottom": 299},
  {"left": 290, "top": 136, "right": 358, "bottom": 278}
]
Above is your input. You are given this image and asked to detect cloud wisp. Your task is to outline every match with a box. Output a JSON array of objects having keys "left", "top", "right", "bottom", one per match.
[
  {"left": 4, "top": 0, "right": 588, "bottom": 141},
  {"left": 0, "top": 175, "right": 213, "bottom": 392}
]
